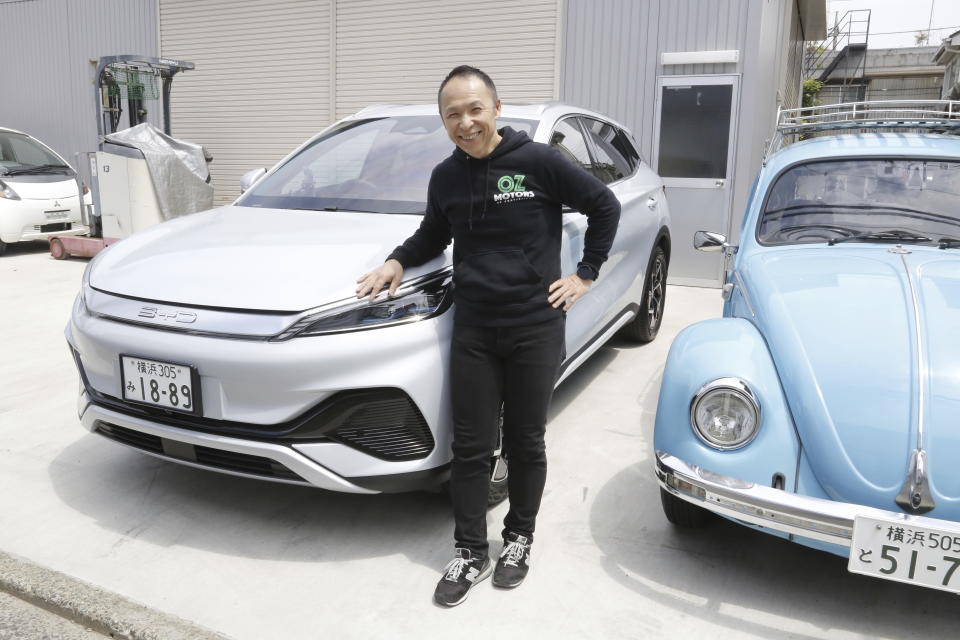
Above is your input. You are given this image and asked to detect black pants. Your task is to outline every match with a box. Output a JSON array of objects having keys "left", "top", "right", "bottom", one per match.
[{"left": 448, "top": 315, "right": 565, "bottom": 558}]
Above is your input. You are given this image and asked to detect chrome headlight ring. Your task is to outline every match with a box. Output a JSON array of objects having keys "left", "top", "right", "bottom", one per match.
[{"left": 689, "top": 377, "right": 761, "bottom": 450}]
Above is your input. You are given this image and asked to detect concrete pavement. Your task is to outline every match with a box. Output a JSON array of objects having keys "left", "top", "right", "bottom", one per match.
[{"left": 1, "top": 239, "right": 957, "bottom": 639}]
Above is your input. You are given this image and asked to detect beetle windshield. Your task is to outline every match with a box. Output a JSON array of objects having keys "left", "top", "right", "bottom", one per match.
[
  {"left": 758, "top": 159, "right": 960, "bottom": 245},
  {"left": 237, "top": 116, "right": 536, "bottom": 214}
]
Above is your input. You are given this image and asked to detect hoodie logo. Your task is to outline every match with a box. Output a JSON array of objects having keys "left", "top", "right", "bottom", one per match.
[{"left": 493, "top": 174, "right": 535, "bottom": 204}]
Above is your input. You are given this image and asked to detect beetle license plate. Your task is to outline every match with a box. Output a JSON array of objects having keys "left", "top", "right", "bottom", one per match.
[
  {"left": 120, "top": 355, "right": 199, "bottom": 414},
  {"left": 848, "top": 516, "right": 960, "bottom": 593}
]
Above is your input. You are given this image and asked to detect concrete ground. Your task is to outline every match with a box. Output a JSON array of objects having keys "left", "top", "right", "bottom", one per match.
[{"left": 1, "top": 240, "right": 957, "bottom": 639}]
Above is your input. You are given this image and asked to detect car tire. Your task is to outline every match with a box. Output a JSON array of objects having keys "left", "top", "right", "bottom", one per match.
[
  {"left": 620, "top": 246, "right": 667, "bottom": 343},
  {"left": 487, "top": 406, "right": 509, "bottom": 507},
  {"left": 660, "top": 488, "right": 710, "bottom": 528}
]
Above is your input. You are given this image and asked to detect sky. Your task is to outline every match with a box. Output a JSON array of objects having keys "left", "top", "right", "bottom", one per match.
[{"left": 827, "top": 0, "right": 960, "bottom": 49}]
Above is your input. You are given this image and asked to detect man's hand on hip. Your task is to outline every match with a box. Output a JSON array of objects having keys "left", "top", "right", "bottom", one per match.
[
  {"left": 356, "top": 259, "right": 404, "bottom": 301},
  {"left": 548, "top": 273, "right": 591, "bottom": 311}
]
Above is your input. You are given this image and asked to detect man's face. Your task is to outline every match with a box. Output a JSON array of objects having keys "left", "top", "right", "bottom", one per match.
[{"left": 439, "top": 75, "right": 502, "bottom": 159}]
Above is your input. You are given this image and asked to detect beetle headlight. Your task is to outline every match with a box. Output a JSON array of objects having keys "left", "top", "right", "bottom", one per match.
[
  {"left": 690, "top": 378, "right": 760, "bottom": 450},
  {"left": 274, "top": 270, "right": 452, "bottom": 339}
]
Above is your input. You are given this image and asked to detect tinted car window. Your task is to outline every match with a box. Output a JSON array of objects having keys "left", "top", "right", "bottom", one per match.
[
  {"left": 582, "top": 117, "right": 632, "bottom": 183},
  {"left": 238, "top": 116, "right": 536, "bottom": 214},
  {"left": 549, "top": 118, "right": 592, "bottom": 173},
  {"left": 759, "top": 158, "right": 960, "bottom": 245}
]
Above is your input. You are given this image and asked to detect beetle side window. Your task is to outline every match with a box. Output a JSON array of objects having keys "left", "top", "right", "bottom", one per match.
[
  {"left": 581, "top": 117, "right": 632, "bottom": 183},
  {"left": 549, "top": 118, "right": 592, "bottom": 173}
]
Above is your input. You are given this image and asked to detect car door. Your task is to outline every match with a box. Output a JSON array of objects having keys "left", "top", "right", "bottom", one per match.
[
  {"left": 579, "top": 116, "right": 661, "bottom": 335},
  {"left": 547, "top": 116, "right": 610, "bottom": 360}
]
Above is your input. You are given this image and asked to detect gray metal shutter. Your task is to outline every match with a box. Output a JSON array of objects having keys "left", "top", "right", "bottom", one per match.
[
  {"left": 160, "top": 0, "right": 333, "bottom": 206},
  {"left": 334, "top": 0, "right": 560, "bottom": 118},
  {"left": 160, "top": 0, "right": 559, "bottom": 207}
]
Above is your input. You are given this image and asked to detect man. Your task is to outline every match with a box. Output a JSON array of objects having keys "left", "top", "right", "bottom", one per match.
[{"left": 356, "top": 66, "right": 620, "bottom": 606}]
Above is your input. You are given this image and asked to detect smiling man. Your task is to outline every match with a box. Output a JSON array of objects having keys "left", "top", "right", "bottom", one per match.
[{"left": 356, "top": 66, "right": 620, "bottom": 606}]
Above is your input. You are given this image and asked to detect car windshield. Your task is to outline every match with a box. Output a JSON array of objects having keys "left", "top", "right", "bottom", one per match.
[
  {"left": 0, "top": 132, "right": 71, "bottom": 175},
  {"left": 758, "top": 158, "right": 960, "bottom": 245},
  {"left": 237, "top": 116, "right": 537, "bottom": 214}
]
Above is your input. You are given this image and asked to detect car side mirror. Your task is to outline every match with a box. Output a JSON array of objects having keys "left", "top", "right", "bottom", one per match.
[
  {"left": 694, "top": 231, "right": 728, "bottom": 252},
  {"left": 239, "top": 167, "right": 267, "bottom": 194}
]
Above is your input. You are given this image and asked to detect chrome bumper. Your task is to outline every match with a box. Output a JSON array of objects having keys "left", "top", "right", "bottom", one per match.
[{"left": 656, "top": 451, "right": 957, "bottom": 547}]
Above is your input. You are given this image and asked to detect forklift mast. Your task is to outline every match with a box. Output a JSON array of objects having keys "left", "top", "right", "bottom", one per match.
[{"left": 94, "top": 55, "right": 194, "bottom": 139}]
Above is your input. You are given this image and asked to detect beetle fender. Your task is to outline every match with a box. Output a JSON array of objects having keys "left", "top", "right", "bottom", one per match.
[{"left": 654, "top": 317, "right": 800, "bottom": 490}]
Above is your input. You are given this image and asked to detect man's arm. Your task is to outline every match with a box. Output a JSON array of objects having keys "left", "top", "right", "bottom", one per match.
[
  {"left": 356, "top": 176, "right": 451, "bottom": 301},
  {"left": 537, "top": 145, "right": 621, "bottom": 310}
]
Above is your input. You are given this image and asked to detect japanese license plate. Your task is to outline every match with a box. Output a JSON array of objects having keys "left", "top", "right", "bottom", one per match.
[
  {"left": 848, "top": 515, "right": 960, "bottom": 593},
  {"left": 120, "top": 355, "right": 200, "bottom": 414}
]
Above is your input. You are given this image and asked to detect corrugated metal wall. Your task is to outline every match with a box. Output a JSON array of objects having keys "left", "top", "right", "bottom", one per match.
[
  {"left": 160, "top": 0, "right": 560, "bottom": 206},
  {"left": 560, "top": 0, "right": 751, "bottom": 163},
  {"left": 335, "top": 0, "right": 558, "bottom": 119},
  {"left": 0, "top": 0, "right": 159, "bottom": 177},
  {"left": 160, "top": 0, "right": 332, "bottom": 207}
]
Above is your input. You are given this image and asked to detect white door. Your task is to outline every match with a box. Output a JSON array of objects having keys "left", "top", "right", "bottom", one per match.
[{"left": 652, "top": 74, "right": 740, "bottom": 287}]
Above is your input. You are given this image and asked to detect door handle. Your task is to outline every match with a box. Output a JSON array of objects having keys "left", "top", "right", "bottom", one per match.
[
  {"left": 715, "top": 179, "right": 725, "bottom": 188},
  {"left": 647, "top": 197, "right": 657, "bottom": 210}
]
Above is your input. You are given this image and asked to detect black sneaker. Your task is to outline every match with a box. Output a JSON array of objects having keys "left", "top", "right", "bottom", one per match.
[
  {"left": 492, "top": 532, "right": 531, "bottom": 588},
  {"left": 433, "top": 548, "right": 491, "bottom": 607}
]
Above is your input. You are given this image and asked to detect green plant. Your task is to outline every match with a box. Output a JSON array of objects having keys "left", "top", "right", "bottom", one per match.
[{"left": 803, "top": 79, "right": 824, "bottom": 108}]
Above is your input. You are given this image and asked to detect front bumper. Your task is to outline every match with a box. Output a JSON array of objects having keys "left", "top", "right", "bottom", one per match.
[{"left": 656, "top": 450, "right": 959, "bottom": 547}]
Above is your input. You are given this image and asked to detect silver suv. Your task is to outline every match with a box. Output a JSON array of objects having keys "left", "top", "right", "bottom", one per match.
[{"left": 66, "top": 102, "right": 671, "bottom": 501}]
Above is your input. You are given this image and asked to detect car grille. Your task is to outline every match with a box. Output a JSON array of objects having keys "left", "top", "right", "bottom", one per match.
[
  {"left": 327, "top": 394, "right": 435, "bottom": 461},
  {"left": 35, "top": 222, "right": 71, "bottom": 233},
  {"left": 94, "top": 421, "right": 306, "bottom": 482}
]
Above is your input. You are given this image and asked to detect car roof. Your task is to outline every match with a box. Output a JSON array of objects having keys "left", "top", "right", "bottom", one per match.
[
  {"left": 0, "top": 126, "right": 30, "bottom": 136},
  {"left": 765, "top": 132, "right": 960, "bottom": 174},
  {"left": 343, "top": 102, "right": 633, "bottom": 135}
]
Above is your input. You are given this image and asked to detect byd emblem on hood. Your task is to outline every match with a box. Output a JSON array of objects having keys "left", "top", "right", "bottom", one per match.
[{"left": 138, "top": 306, "right": 198, "bottom": 324}]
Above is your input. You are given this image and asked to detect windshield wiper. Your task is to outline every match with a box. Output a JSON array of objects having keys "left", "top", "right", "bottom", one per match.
[
  {"left": 3, "top": 163, "right": 72, "bottom": 176},
  {"left": 828, "top": 230, "right": 932, "bottom": 246},
  {"left": 939, "top": 237, "right": 960, "bottom": 249}
]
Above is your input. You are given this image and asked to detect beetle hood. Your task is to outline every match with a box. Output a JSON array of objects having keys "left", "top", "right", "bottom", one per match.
[{"left": 741, "top": 246, "right": 960, "bottom": 513}]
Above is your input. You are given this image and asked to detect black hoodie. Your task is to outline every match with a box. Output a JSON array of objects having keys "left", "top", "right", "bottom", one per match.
[{"left": 387, "top": 126, "right": 621, "bottom": 327}]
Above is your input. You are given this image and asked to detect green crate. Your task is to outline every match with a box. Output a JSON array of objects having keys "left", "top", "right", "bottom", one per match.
[{"left": 106, "top": 67, "right": 160, "bottom": 100}]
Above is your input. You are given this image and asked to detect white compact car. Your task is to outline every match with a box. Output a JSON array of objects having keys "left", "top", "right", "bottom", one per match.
[
  {"left": 0, "top": 127, "right": 89, "bottom": 253},
  {"left": 66, "top": 103, "right": 671, "bottom": 500}
]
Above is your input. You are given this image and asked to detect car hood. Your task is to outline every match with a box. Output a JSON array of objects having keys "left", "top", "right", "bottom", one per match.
[
  {"left": 740, "top": 246, "right": 960, "bottom": 512},
  {"left": 4, "top": 176, "right": 79, "bottom": 199},
  {"left": 89, "top": 205, "right": 449, "bottom": 311}
]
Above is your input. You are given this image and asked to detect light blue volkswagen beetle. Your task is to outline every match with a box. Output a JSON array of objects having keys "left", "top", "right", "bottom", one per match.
[{"left": 654, "top": 101, "right": 960, "bottom": 594}]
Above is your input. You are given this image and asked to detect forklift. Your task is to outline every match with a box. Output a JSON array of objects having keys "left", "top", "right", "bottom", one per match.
[{"left": 50, "top": 55, "right": 210, "bottom": 259}]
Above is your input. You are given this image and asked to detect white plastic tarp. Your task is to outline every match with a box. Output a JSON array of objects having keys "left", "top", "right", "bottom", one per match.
[{"left": 104, "top": 123, "right": 214, "bottom": 220}]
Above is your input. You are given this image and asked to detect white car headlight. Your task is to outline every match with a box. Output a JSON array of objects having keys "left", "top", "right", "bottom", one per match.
[
  {"left": 689, "top": 378, "right": 760, "bottom": 449},
  {"left": 274, "top": 269, "right": 452, "bottom": 340},
  {"left": 0, "top": 179, "right": 21, "bottom": 200}
]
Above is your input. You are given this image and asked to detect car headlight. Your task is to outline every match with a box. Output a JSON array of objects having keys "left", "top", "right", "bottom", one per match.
[
  {"left": 689, "top": 378, "right": 760, "bottom": 449},
  {"left": 0, "top": 179, "right": 21, "bottom": 200},
  {"left": 273, "top": 269, "right": 452, "bottom": 340}
]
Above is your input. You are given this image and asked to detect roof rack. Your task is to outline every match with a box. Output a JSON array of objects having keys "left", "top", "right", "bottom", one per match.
[{"left": 764, "top": 100, "right": 960, "bottom": 162}]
